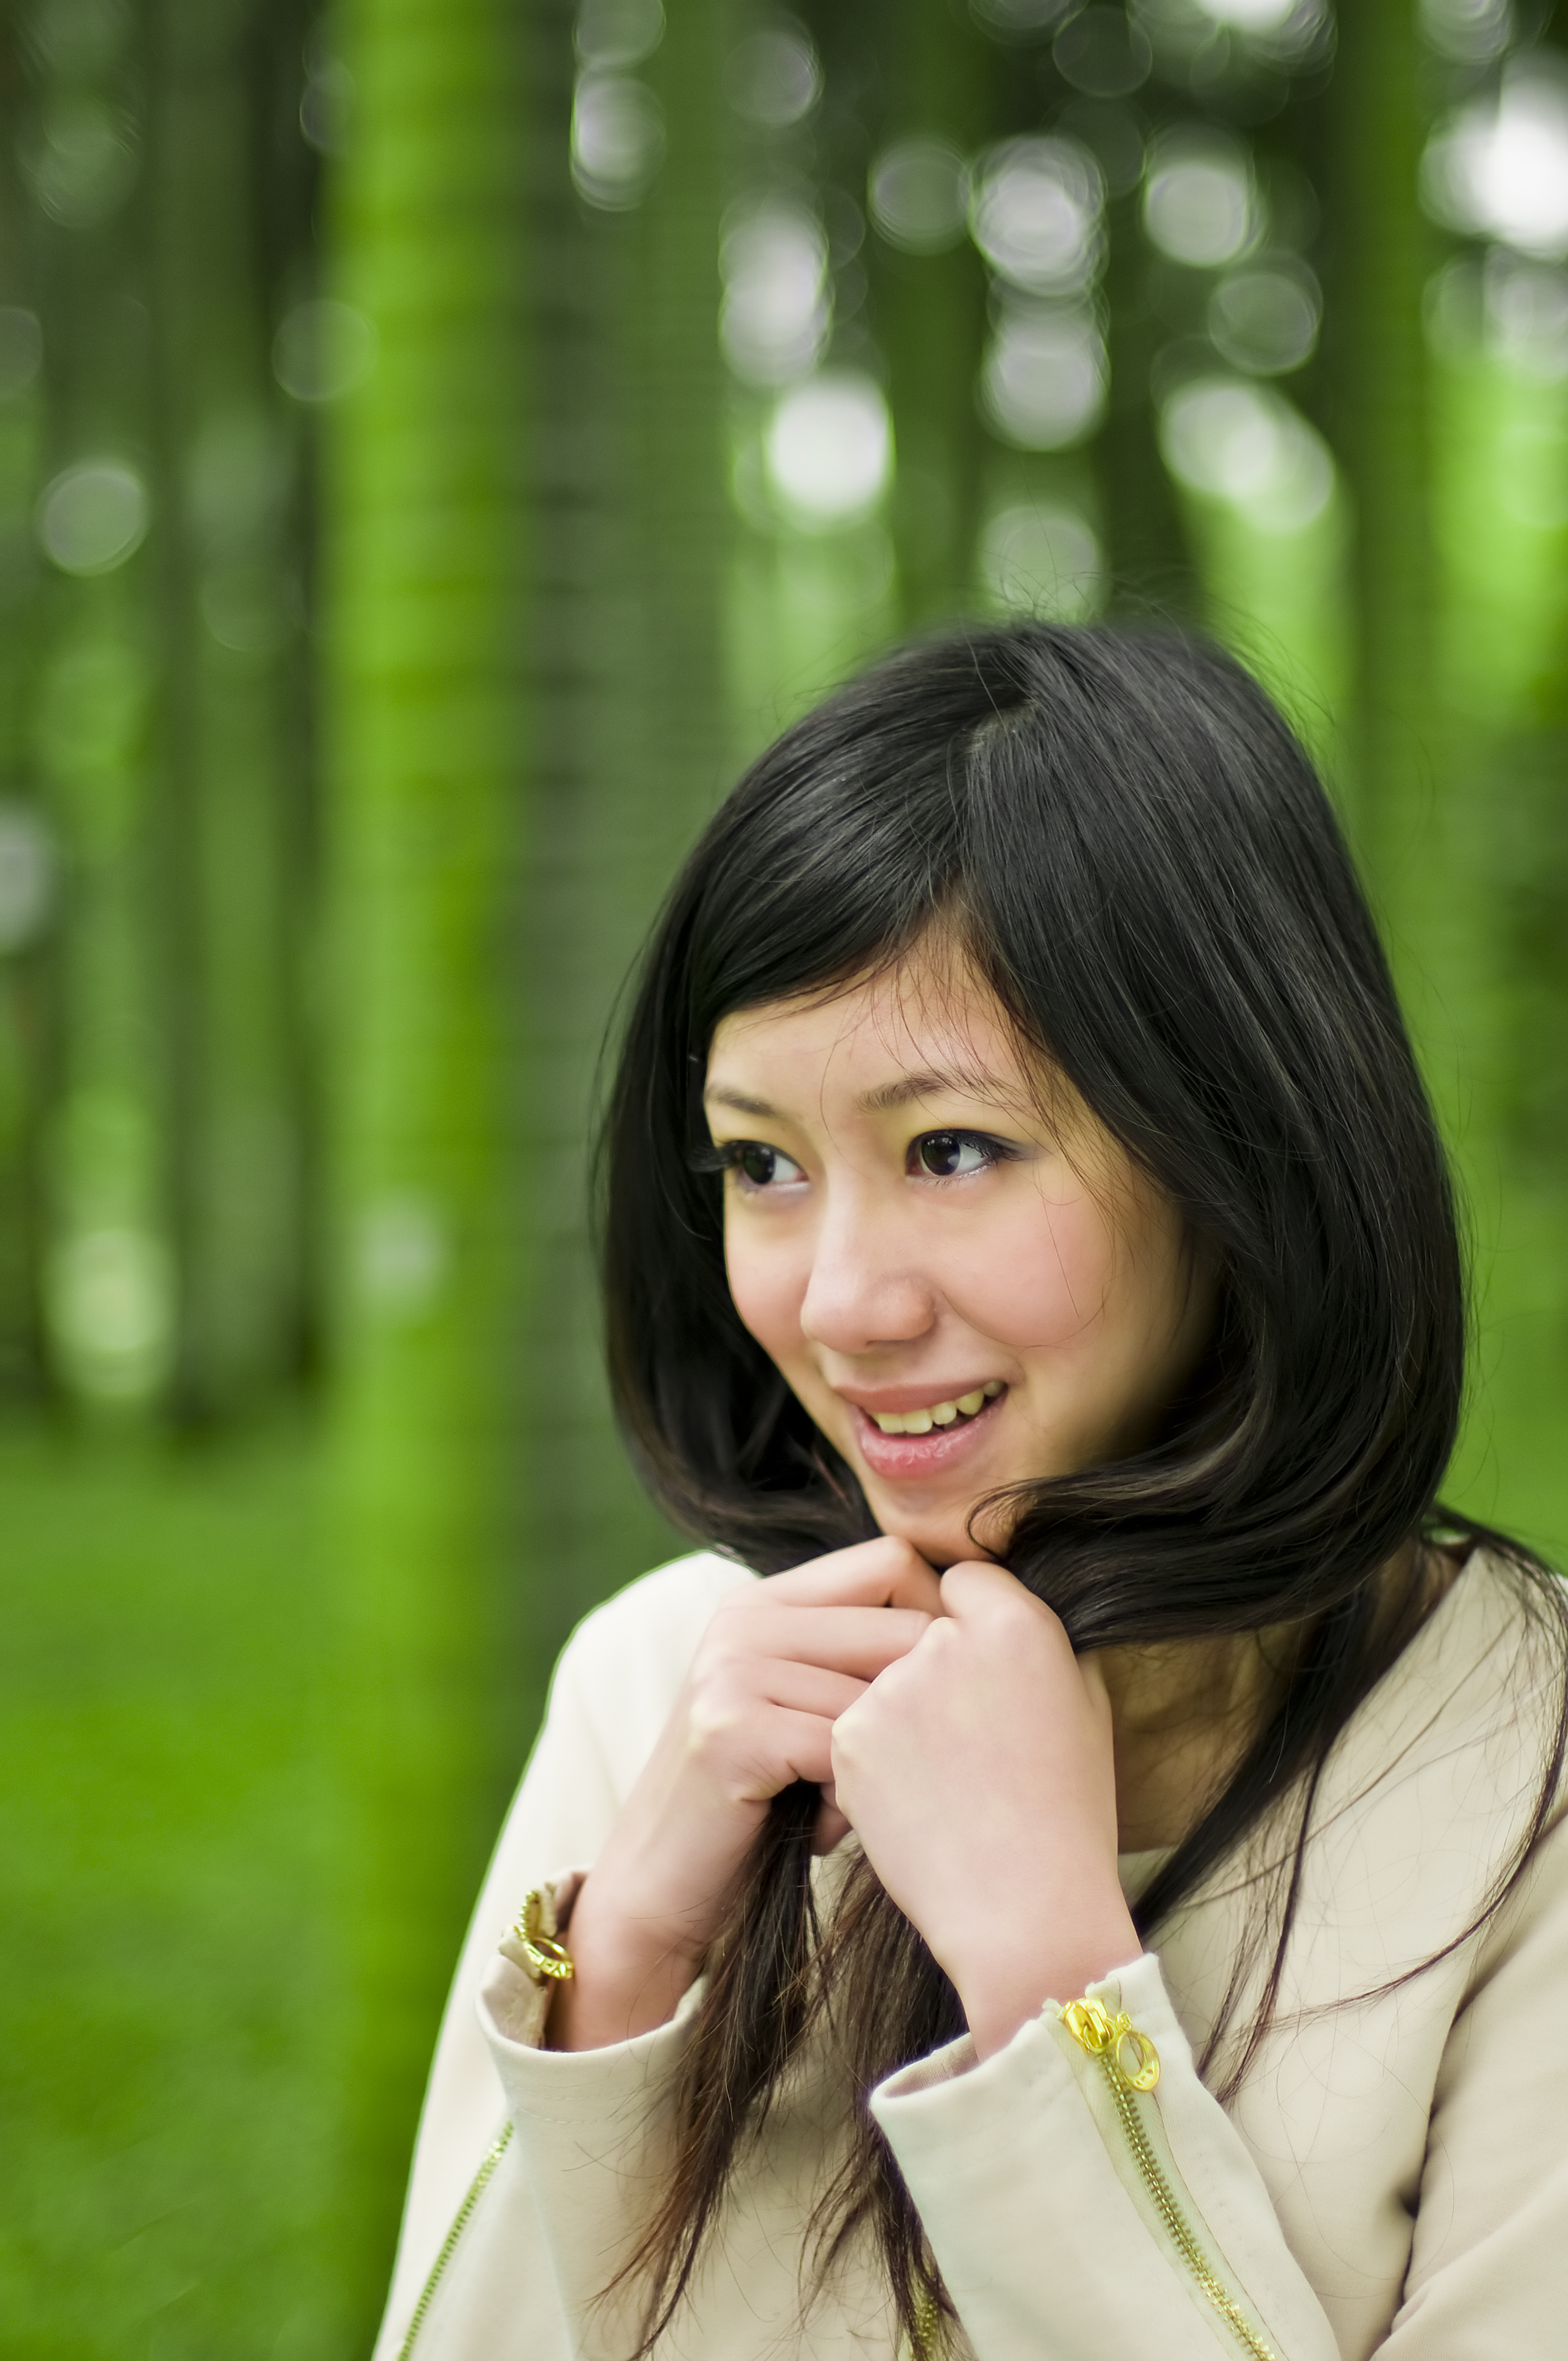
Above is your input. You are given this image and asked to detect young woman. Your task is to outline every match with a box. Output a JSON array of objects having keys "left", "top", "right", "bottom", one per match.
[{"left": 374, "top": 625, "right": 1568, "bottom": 2361}]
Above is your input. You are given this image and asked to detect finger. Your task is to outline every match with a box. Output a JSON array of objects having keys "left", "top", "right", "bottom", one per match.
[
  {"left": 812, "top": 1798, "right": 851, "bottom": 1854},
  {"left": 690, "top": 1698, "right": 841, "bottom": 1797},
  {"left": 759, "top": 1537, "right": 945, "bottom": 1618},
  {"left": 938, "top": 1559, "right": 1055, "bottom": 1626},
  {"left": 755, "top": 1705, "right": 840, "bottom": 1792},
  {"left": 727, "top": 1604, "right": 935, "bottom": 1678},
  {"left": 755, "top": 1661, "right": 868, "bottom": 1721}
]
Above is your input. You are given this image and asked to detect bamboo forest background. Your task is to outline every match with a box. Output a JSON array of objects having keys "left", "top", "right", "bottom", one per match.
[{"left": 6, "top": 0, "right": 1568, "bottom": 2351}]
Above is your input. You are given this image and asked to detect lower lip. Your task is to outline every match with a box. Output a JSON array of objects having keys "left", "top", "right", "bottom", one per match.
[{"left": 852, "top": 1390, "right": 1005, "bottom": 1482}]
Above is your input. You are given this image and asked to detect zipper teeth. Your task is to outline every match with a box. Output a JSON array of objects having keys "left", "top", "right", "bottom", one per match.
[
  {"left": 1093, "top": 2053, "right": 1279, "bottom": 2361},
  {"left": 396, "top": 2121, "right": 514, "bottom": 2360}
]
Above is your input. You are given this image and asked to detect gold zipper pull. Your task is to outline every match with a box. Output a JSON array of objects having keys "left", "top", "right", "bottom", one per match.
[
  {"left": 1060, "top": 1997, "right": 1161, "bottom": 2091},
  {"left": 511, "top": 1887, "right": 576, "bottom": 1984},
  {"left": 1059, "top": 1996, "right": 1278, "bottom": 2359}
]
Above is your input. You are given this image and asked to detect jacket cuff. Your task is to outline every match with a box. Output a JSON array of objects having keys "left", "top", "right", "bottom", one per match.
[
  {"left": 478, "top": 1868, "right": 706, "bottom": 2128},
  {"left": 873, "top": 1952, "right": 1332, "bottom": 2361}
]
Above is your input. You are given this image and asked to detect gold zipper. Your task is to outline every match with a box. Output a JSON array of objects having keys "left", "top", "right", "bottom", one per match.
[
  {"left": 396, "top": 2121, "right": 514, "bottom": 2359},
  {"left": 1059, "top": 2000, "right": 1280, "bottom": 2361},
  {"left": 910, "top": 2280, "right": 944, "bottom": 2359}
]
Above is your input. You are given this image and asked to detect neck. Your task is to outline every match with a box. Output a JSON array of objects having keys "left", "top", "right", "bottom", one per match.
[
  {"left": 1100, "top": 1539, "right": 1439, "bottom": 1854},
  {"left": 1100, "top": 1626, "right": 1288, "bottom": 1853}
]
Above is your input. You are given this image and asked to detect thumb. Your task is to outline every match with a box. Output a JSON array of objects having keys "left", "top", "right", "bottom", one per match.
[{"left": 937, "top": 1558, "right": 1027, "bottom": 1618}]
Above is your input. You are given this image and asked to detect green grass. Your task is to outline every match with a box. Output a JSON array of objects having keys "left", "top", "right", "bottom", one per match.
[{"left": 0, "top": 1424, "right": 361, "bottom": 2361}]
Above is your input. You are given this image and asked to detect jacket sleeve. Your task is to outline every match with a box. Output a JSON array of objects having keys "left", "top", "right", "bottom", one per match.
[
  {"left": 372, "top": 1552, "right": 754, "bottom": 2360},
  {"left": 872, "top": 1951, "right": 1342, "bottom": 2361},
  {"left": 374, "top": 1956, "right": 701, "bottom": 2361}
]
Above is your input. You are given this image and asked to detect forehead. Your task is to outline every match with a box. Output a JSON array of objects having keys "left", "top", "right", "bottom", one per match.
[{"left": 706, "top": 951, "right": 1028, "bottom": 1098}]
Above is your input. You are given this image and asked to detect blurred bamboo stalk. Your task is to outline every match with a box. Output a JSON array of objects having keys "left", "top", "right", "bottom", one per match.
[
  {"left": 320, "top": 0, "right": 530, "bottom": 2311},
  {"left": 1327, "top": 0, "right": 1434, "bottom": 897},
  {"left": 0, "top": 1, "right": 317, "bottom": 1419},
  {"left": 857, "top": 0, "right": 994, "bottom": 626},
  {"left": 513, "top": 0, "right": 733, "bottom": 1714},
  {"left": 147, "top": 0, "right": 318, "bottom": 1419}
]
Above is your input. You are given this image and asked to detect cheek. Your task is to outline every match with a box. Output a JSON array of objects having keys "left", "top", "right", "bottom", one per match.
[
  {"left": 947, "top": 1192, "right": 1116, "bottom": 1352},
  {"left": 723, "top": 1219, "right": 809, "bottom": 1362}
]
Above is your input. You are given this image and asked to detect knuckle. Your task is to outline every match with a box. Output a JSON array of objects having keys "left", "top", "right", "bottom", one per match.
[
  {"left": 695, "top": 1609, "right": 765, "bottom": 1677},
  {"left": 684, "top": 1678, "right": 749, "bottom": 1756}
]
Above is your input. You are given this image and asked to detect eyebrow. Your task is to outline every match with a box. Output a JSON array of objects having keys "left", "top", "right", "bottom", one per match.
[{"left": 704, "top": 1068, "right": 1015, "bottom": 1123}]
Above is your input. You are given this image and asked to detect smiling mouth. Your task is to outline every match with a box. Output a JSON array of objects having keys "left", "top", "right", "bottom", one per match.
[{"left": 864, "top": 1380, "right": 1004, "bottom": 1436}]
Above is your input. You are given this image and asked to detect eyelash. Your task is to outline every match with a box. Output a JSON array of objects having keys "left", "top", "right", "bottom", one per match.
[{"left": 692, "top": 1130, "right": 1018, "bottom": 1187}]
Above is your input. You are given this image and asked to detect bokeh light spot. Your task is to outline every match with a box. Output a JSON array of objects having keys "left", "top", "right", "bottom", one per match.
[
  {"left": 1207, "top": 259, "right": 1320, "bottom": 373},
  {"left": 971, "top": 0, "right": 1080, "bottom": 34},
  {"left": 981, "top": 306, "right": 1108, "bottom": 447},
  {"left": 200, "top": 565, "right": 297, "bottom": 659},
  {"left": 21, "top": 94, "right": 138, "bottom": 227},
  {"left": 1427, "top": 252, "right": 1568, "bottom": 382},
  {"left": 980, "top": 501, "right": 1104, "bottom": 619},
  {"left": 868, "top": 139, "right": 970, "bottom": 254},
  {"left": 1183, "top": 0, "right": 1329, "bottom": 45},
  {"left": 576, "top": 0, "right": 665, "bottom": 68},
  {"left": 273, "top": 300, "right": 378, "bottom": 404},
  {"left": 46, "top": 1226, "right": 173, "bottom": 1403},
  {"left": 300, "top": 52, "right": 355, "bottom": 157},
  {"left": 1423, "top": 59, "right": 1568, "bottom": 261},
  {"left": 1054, "top": 8, "right": 1152, "bottom": 98},
  {"left": 0, "top": 802, "right": 57, "bottom": 953},
  {"left": 571, "top": 71, "right": 665, "bottom": 210},
  {"left": 764, "top": 373, "right": 892, "bottom": 528},
  {"left": 1484, "top": 257, "right": 1568, "bottom": 380},
  {"left": 1160, "top": 374, "right": 1335, "bottom": 531},
  {"left": 356, "top": 1193, "right": 453, "bottom": 1323},
  {"left": 1195, "top": 0, "right": 1302, "bottom": 26},
  {"left": 1419, "top": 0, "right": 1513, "bottom": 65},
  {"left": 971, "top": 137, "right": 1105, "bottom": 295},
  {"left": 726, "top": 21, "right": 820, "bottom": 128},
  {"left": 37, "top": 459, "right": 150, "bottom": 575},
  {"left": 721, "top": 203, "right": 830, "bottom": 385},
  {"left": 1144, "top": 133, "right": 1256, "bottom": 268}
]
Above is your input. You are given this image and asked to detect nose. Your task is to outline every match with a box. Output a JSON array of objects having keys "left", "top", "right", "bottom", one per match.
[{"left": 799, "top": 1183, "right": 935, "bottom": 1355}]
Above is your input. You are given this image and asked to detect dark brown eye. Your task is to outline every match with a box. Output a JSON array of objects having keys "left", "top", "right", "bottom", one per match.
[
  {"left": 726, "top": 1143, "right": 804, "bottom": 1189},
  {"left": 914, "top": 1131, "right": 992, "bottom": 1178},
  {"left": 919, "top": 1133, "right": 961, "bottom": 1177}
]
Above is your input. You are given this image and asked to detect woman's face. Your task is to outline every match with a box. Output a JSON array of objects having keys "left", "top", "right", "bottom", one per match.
[{"left": 705, "top": 947, "right": 1216, "bottom": 1568}]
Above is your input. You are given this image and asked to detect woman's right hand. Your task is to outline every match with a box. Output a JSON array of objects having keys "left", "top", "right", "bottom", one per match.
[{"left": 547, "top": 1536, "right": 941, "bottom": 2051}]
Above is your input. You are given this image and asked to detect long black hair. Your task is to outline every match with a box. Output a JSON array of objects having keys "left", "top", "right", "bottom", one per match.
[{"left": 597, "top": 622, "right": 1565, "bottom": 2353}]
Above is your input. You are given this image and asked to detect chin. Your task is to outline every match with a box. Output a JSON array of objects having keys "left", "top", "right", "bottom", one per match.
[{"left": 869, "top": 1497, "right": 989, "bottom": 1570}]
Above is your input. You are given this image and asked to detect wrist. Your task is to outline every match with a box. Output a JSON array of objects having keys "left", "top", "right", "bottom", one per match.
[
  {"left": 545, "top": 1876, "right": 706, "bottom": 2052},
  {"left": 953, "top": 1895, "right": 1141, "bottom": 2063}
]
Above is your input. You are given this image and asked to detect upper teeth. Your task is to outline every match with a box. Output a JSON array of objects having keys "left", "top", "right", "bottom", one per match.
[{"left": 870, "top": 1381, "right": 1003, "bottom": 1435}]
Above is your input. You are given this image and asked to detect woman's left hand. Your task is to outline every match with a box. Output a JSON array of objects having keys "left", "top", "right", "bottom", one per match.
[{"left": 827, "top": 1560, "right": 1141, "bottom": 2060}]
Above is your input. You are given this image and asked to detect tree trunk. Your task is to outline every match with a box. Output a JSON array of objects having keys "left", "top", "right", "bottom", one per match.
[
  {"left": 1324, "top": 0, "right": 1434, "bottom": 905},
  {"left": 320, "top": 0, "right": 530, "bottom": 2317}
]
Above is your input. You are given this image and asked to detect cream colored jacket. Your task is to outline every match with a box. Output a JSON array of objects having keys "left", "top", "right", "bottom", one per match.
[{"left": 373, "top": 1547, "right": 1568, "bottom": 2360}]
